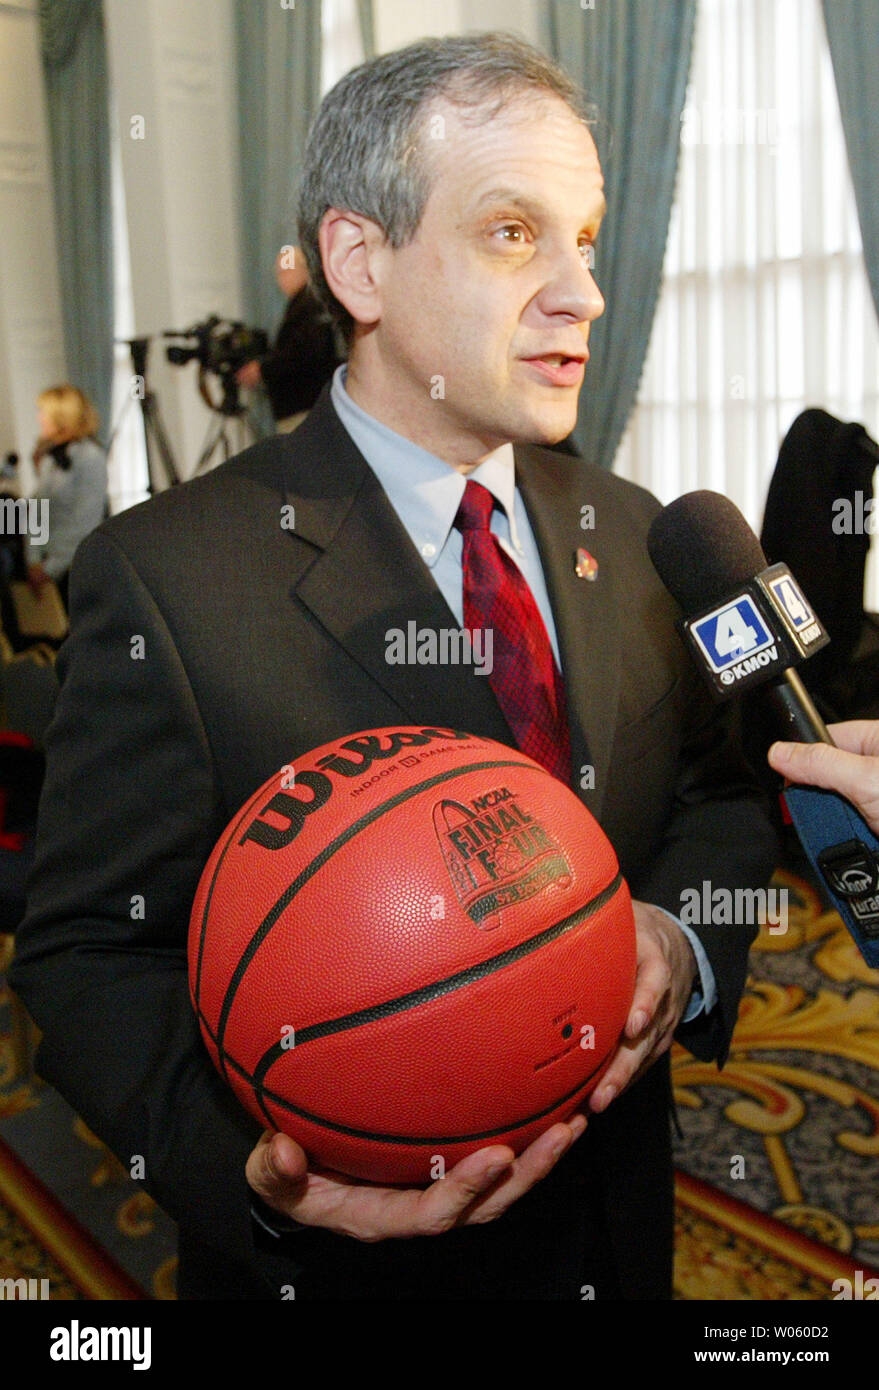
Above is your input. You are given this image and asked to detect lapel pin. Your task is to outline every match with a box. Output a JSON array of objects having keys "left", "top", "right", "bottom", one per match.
[{"left": 575, "top": 547, "right": 598, "bottom": 580}]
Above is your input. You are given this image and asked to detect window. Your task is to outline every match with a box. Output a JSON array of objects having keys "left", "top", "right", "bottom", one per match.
[{"left": 614, "top": 0, "right": 878, "bottom": 607}]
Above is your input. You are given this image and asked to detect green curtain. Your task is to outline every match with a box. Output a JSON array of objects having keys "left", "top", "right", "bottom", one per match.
[
  {"left": 39, "top": 0, "right": 113, "bottom": 444},
  {"left": 235, "top": 0, "right": 323, "bottom": 340},
  {"left": 541, "top": 1, "right": 696, "bottom": 470},
  {"left": 821, "top": 0, "right": 879, "bottom": 321},
  {"left": 357, "top": 0, "right": 375, "bottom": 59}
]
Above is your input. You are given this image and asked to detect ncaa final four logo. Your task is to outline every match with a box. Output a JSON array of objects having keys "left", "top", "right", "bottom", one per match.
[{"left": 433, "top": 787, "right": 572, "bottom": 928}]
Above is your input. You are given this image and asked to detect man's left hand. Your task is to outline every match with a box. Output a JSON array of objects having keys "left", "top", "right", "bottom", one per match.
[{"left": 588, "top": 899, "right": 697, "bottom": 1114}]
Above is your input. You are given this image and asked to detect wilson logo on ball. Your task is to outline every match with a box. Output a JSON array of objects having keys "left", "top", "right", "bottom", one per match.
[{"left": 238, "top": 726, "right": 472, "bottom": 851}]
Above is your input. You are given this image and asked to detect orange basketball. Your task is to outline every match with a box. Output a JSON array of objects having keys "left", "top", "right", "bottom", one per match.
[{"left": 188, "top": 726, "right": 636, "bottom": 1184}]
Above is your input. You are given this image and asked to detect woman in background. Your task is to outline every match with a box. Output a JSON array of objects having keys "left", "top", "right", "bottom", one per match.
[{"left": 26, "top": 385, "right": 108, "bottom": 610}]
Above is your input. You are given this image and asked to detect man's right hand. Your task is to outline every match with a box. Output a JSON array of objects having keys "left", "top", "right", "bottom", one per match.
[{"left": 245, "top": 1115, "right": 586, "bottom": 1243}]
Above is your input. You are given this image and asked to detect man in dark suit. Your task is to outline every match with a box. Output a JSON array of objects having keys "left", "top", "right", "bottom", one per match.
[{"left": 10, "top": 33, "right": 776, "bottom": 1300}]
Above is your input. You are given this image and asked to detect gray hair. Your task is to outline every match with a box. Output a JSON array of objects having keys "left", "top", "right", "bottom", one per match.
[{"left": 297, "top": 32, "right": 594, "bottom": 340}]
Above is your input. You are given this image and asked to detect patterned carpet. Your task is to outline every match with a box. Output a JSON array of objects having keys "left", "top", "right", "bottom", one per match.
[
  {"left": 0, "top": 933, "right": 177, "bottom": 1299},
  {"left": 673, "top": 1170, "right": 875, "bottom": 1298},
  {"left": 673, "top": 865, "right": 879, "bottom": 1271},
  {"left": 0, "top": 1133, "right": 147, "bottom": 1299}
]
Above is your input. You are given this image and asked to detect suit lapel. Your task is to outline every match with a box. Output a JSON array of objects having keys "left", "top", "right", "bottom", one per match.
[
  {"left": 280, "top": 389, "right": 515, "bottom": 744},
  {"left": 514, "top": 445, "right": 622, "bottom": 821}
]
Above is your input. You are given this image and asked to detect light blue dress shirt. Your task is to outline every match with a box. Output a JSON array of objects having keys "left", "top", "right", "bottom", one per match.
[{"left": 329, "top": 364, "right": 716, "bottom": 1022}]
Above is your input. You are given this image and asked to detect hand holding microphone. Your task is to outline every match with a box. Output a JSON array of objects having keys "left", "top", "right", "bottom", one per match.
[
  {"left": 769, "top": 721, "right": 879, "bottom": 837},
  {"left": 647, "top": 490, "right": 879, "bottom": 968}
]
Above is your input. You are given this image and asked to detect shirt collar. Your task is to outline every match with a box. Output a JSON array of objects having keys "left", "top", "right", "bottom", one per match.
[{"left": 330, "top": 363, "right": 519, "bottom": 567}]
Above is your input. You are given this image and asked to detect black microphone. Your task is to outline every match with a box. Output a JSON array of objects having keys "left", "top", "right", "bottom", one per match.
[
  {"left": 647, "top": 489, "right": 879, "bottom": 965},
  {"left": 647, "top": 490, "right": 832, "bottom": 744}
]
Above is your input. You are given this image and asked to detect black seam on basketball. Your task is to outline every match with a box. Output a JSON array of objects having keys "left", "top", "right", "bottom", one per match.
[
  {"left": 197, "top": 1004, "right": 216, "bottom": 1040},
  {"left": 213, "top": 756, "right": 536, "bottom": 1068},
  {"left": 194, "top": 783, "right": 271, "bottom": 1012},
  {"left": 241, "top": 1046, "right": 606, "bottom": 1146},
  {"left": 248, "top": 870, "right": 624, "bottom": 1108}
]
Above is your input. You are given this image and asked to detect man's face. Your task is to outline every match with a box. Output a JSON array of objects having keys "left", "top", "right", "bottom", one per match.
[{"left": 354, "top": 93, "right": 606, "bottom": 465}]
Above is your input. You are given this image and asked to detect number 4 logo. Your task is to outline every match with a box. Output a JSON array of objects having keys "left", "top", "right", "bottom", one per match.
[
  {"left": 774, "top": 576, "right": 810, "bottom": 626},
  {"left": 714, "top": 606, "right": 758, "bottom": 657},
  {"left": 691, "top": 596, "right": 772, "bottom": 673}
]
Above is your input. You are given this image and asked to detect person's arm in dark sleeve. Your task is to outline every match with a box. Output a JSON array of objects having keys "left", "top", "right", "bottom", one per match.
[
  {"left": 8, "top": 528, "right": 267, "bottom": 1274},
  {"left": 604, "top": 480, "right": 779, "bottom": 1067},
  {"left": 637, "top": 658, "right": 779, "bottom": 1066}
]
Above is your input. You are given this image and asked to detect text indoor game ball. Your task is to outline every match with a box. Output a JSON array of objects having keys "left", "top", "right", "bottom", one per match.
[{"left": 188, "top": 726, "right": 636, "bottom": 1184}]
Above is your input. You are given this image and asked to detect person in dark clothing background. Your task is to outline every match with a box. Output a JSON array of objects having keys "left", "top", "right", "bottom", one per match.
[{"left": 236, "top": 246, "right": 342, "bottom": 432}]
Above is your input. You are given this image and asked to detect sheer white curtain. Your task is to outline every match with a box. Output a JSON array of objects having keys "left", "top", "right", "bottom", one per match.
[{"left": 613, "top": 0, "right": 879, "bottom": 608}]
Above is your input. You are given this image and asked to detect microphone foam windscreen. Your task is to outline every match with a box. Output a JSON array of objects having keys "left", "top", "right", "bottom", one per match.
[{"left": 647, "top": 491, "right": 769, "bottom": 617}]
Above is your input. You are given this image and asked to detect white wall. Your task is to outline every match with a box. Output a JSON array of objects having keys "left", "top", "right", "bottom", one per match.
[
  {"left": 104, "top": 0, "right": 244, "bottom": 482},
  {"left": 458, "top": 0, "right": 539, "bottom": 44},
  {"left": 374, "top": 0, "right": 461, "bottom": 51},
  {"left": 0, "top": 0, "right": 66, "bottom": 493},
  {"left": 373, "top": 0, "right": 539, "bottom": 52}
]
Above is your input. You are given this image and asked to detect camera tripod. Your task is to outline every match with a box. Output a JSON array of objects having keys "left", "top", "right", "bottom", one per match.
[
  {"left": 108, "top": 338, "right": 181, "bottom": 492},
  {"left": 109, "top": 340, "right": 265, "bottom": 488},
  {"left": 191, "top": 371, "right": 262, "bottom": 477}
]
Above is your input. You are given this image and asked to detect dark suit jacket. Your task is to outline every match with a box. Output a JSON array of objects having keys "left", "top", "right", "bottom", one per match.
[
  {"left": 10, "top": 385, "right": 777, "bottom": 1300},
  {"left": 760, "top": 407, "right": 878, "bottom": 688}
]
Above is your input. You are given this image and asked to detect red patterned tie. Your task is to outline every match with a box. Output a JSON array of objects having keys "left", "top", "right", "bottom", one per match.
[{"left": 454, "top": 479, "right": 571, "bottom": 783}]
